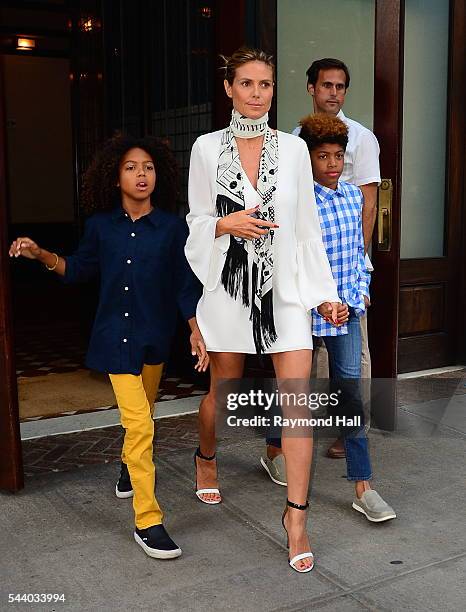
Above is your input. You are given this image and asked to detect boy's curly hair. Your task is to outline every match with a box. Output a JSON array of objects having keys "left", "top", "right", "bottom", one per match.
[
  {"left": 298, "top": 113, "right": 348, "bottom": 151},
  {"left": 81, "top": 135, "right": 179, "bottom": 214}
]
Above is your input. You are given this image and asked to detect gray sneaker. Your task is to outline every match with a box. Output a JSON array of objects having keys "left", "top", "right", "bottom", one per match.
[
  {"left": 352, "top": 490, "right": 396, "bottom": 522},
  {"left": 260, "top": 453, "right": 287, "bottom": 486}
]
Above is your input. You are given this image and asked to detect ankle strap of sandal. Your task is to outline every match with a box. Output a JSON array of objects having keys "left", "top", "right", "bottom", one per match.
[
  {"left": 196, "top": 447, "right": 216, "bottom": 461},
  {"left": 287, "top": 499, "right": 309, "bottom": 511}
]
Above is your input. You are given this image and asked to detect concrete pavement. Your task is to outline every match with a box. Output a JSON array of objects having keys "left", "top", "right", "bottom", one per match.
[{"left": 1, "top": 394, "right": 465, "bottom": 611}]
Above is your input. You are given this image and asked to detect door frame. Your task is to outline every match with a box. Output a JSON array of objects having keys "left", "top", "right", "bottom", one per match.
[
  {"left": 0, "top": 56, "right": 23, "bottom": 492},
  {"left": 369, "top": 0, "right": 404, "bottom": 380}
]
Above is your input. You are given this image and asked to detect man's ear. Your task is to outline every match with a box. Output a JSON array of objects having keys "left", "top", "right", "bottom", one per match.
[
  {"left": 224, "top": 79, "right": 232, "bottom": 98},
  {"left": 307, "top": 83, "right": 314, "bottom": 97}
]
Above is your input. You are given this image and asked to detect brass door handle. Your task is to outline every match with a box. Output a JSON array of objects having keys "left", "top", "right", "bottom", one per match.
[{"left": 377, "top": 179, "right": 392, "bottom": 251}]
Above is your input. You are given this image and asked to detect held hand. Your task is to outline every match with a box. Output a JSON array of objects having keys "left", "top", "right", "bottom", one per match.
[
  {"left": 217, "top": 206, "right": 279, "bottom": 241},
  {"left": 190, "top": 328, "right": 209, "bottom": 372},
  {"left": 9, "top": 237, "right": 42, "bottom": 260},
  {"left": 364, "top": 295, "right": 371, "bottom": 308},
  {"left": 336, "top": 303, "right": 349, "bottom": 324},
  {"left": 317, "top": 301, "right": 342, "bottom": 326}
]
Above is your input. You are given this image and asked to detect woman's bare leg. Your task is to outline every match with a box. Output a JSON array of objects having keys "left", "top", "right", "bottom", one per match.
[
  {"left": 271, "top": 349, "right": 313, "bottom": 571},
  {"left": 196, "top": 352, "right": 245, "bottom": 502}
]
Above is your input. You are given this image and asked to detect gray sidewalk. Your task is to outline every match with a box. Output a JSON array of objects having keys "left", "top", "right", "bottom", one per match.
[{"left": 1, "top": 394, "right": 465, "bottom": 611}]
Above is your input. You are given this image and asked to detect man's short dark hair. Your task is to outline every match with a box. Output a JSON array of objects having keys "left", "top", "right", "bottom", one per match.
[{"left": 306, "top": 58, "right": 350, "bottom": 89}]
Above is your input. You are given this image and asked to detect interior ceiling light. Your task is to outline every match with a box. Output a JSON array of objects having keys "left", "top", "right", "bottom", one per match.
[
  {"left": 17, "top": 37, "right": 35, "bottom": 51},
  {"left": 81, "top": 18, "right": 93, "bottom": 32},
  {"left": 79, "top": 16, "right": 101, "bottom": 32},
  {"left": 199, "top": 7, "right": 212, "bottom": 18}
]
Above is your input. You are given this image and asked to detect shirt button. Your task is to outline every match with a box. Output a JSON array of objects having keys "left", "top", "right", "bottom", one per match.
[
  {"left": 123, "top": 338, "right": 127, "bottom": 343},
  {"left": 127, "top": 259, "right": 132, "bottom": 264},
  {"left": 124, "top": 312, "right": 129, "bottom": 317},
  {"left": 131, "top": 232, "right": 135, "bottom": 237},
  {"left": 124, "top": 286, "right": 129, "bottom": 291}
]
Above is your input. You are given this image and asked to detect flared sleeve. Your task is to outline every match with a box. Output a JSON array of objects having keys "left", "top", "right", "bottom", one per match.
[
  {"left": 295, "top": 142, "right": 340, "bottom": 311},
  {"left": 185, "top": 138, "right": 230, "bottom": 290}
]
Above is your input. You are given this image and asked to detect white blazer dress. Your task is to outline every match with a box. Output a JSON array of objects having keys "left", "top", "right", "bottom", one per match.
[{"left": 185, "top": 129, "right": 339, "bottom": 354}]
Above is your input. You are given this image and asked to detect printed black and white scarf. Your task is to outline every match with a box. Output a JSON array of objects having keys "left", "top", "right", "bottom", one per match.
[{"left": 216, "top": 109, "right": 278, "bottom": 353}]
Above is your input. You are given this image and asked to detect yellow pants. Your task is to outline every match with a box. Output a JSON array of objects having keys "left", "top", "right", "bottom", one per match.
[{"left": 109, "top": 363, "right": 164, "bottom": 529}]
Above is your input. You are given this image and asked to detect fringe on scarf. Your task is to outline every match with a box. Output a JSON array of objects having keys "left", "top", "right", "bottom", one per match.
[
  {"left": 216, "top": 194, "right": 250, "bottom": 307},
  {"left": 216, "top": 194, "right": 242, "bottom": 216},
  {"left": 221, "top": 238, "right": 250, "bottom": 307},
  {"left": 250, "top": 261, "right": 277, "bottom": 354}
]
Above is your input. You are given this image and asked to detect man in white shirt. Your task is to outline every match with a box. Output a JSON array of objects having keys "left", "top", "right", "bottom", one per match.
[
  {"left": 292, "top": 58, "right": 380, "bottom": 245},
  {"left": 261, "top": 59, "right": 379, "bottom": 483}
]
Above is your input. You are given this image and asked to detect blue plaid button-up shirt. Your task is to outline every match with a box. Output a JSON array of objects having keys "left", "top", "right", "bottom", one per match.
[{"left": 312, "top": 181, "right": 370, "bottom": 337}]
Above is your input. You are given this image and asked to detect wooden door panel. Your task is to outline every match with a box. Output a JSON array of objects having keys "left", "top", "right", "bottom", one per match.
[
  {"left": 399, "top": 285, "right": 444, "bottom": 335},
  {"left": 398, "top": 334, "right": 451, "bottom": 372}
]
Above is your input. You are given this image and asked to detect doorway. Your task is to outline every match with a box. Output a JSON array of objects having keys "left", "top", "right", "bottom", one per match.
[
  {"left": 3, "top": 54, "right": 112, "bottom": 424},
  {"left": 275, "top": 0, "right": 465, "bottom": 377}
]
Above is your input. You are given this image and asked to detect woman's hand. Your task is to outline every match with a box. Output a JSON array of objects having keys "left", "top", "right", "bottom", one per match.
[
  {"left": 9, "top": 237, "right": 42, "bottom": 259},
  {"left": 216, "top": 206, "right": 279, "bottom": 241},
  {"left": 364, "top": 295, "right": 370, "bottom": 308},
  {"left": 317, "top": 301, "right": 344, "bottom": 326},
  {"left": 190, "top": 327, "right": 209, "bottom": 372},
  {"left": 335, "top": 303, "right": 349, "bottom": 325}
]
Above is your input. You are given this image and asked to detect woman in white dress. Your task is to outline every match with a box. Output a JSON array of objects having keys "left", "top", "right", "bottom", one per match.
[{"left": 185, "top": 48, "right": 341, "bottom": 573}]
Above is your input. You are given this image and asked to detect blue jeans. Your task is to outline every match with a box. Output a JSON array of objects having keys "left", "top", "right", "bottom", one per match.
[{"left": 266, "top": 308, "right": 372, "bottom": 481}]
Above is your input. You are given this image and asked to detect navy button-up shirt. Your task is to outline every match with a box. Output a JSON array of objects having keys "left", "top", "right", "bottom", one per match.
[{"left": 64, "top": 206, "right": 201, "bottom": 374}]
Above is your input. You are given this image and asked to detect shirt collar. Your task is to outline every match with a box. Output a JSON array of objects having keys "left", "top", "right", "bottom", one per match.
[
  {"left": 314, "top": 181, "right": 345, "bottom": 200},
  {"left": 337, "top": 109, "right": 346, "bottom": 121},
  {"left": 111, "top": 205, "right": 161, "bottom": 227}
]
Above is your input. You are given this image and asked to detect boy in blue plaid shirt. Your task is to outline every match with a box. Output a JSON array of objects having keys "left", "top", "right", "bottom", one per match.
[
  {"left": 301, "top": 114, "right": 396, "bottom": 523},
  {"left": 263, "top": 114, "right": 395, "bottom": 523}
]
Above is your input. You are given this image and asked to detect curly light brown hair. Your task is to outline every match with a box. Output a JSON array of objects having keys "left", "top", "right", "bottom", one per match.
[
  {"left": 81, "top": 135, "right": 179, "bottom": 214},
  {"left": 219, "top": 47, "right": 275, "bottom": 84},
  {"left": 298, "top": 113, "right": 348, "bottom": 152}
]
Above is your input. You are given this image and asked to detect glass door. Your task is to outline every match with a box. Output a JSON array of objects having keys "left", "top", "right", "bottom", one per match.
[
  {"left": 398, "top": 0, "right": 457, "bottom": 372},
  {"left": 275, "top": 0, "right": 405, "bottom": 429},
  {"left": 276, "top": 0, "right": 402, "bottom": 377},
  {"left": 277, "top": 0, "right": 375, "bottom": 132}
]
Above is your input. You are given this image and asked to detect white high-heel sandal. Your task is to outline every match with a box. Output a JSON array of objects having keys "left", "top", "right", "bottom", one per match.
[
  {"left": 282, "top": 499, "right": 314, "bottom": 573},
  {"left": 193, "top": 447, "right": 222, "bottom": 505}
]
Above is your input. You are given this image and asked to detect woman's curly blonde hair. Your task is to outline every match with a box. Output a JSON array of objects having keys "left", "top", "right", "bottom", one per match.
[{"left": 298, "top": 113, "right": 348, "bottom": 151}]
